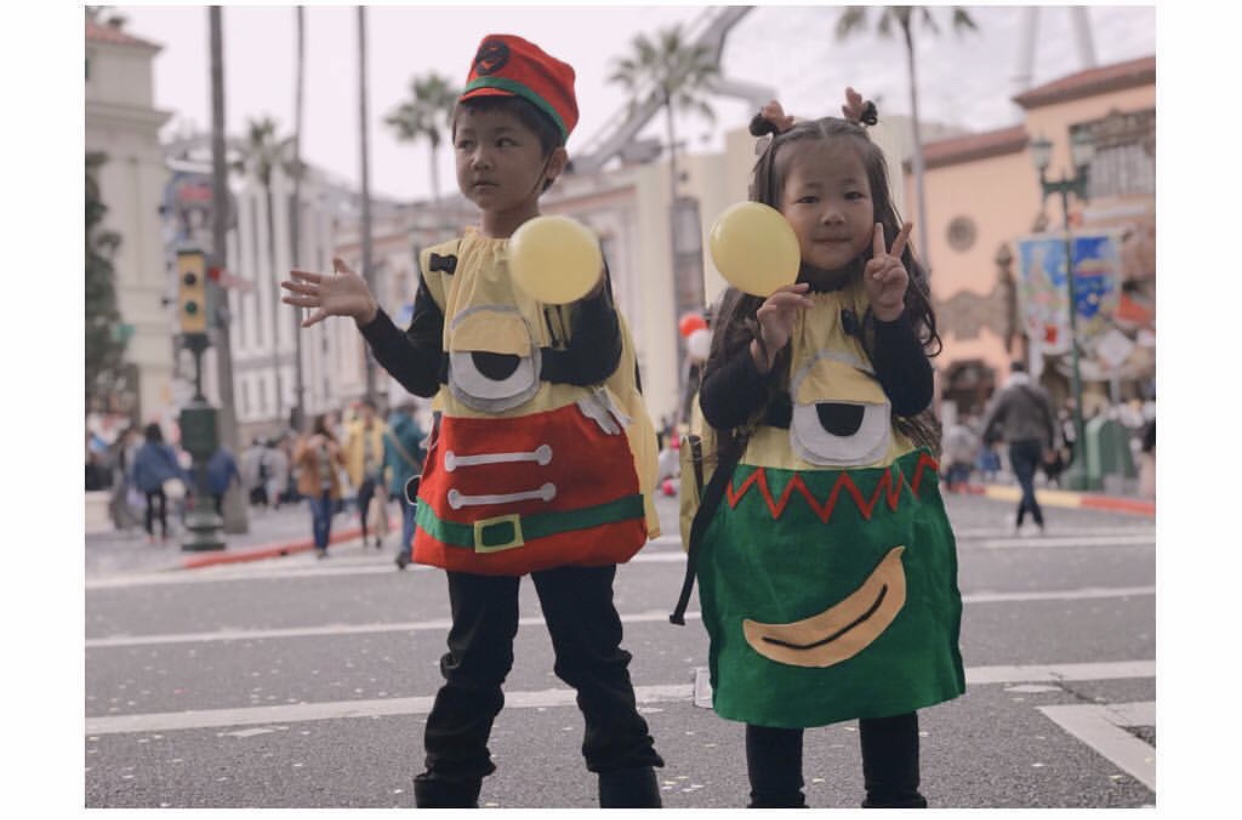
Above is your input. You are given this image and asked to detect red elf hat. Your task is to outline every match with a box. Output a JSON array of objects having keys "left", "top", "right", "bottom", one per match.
[{"left": 459, "top": 34, "right": 579, "bottom": 144}]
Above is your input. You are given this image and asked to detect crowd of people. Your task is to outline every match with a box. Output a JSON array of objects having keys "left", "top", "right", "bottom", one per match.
[
  {"left": 88, "top": 400, "right": 428, "bottom": 557},
  {"left": 283, "top": 398, "right": 428, "bottom": 562}
]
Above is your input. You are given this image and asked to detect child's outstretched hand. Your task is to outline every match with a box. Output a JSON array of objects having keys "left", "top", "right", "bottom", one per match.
[
  {"left": 281, "top": 258, "right": 379, "bottom": 328},
  {"left": 752, "top": 282, "right": 813, "bottom": 373},
  {"left": 864, "top": 222, "right": 912, "bottom": 322}
]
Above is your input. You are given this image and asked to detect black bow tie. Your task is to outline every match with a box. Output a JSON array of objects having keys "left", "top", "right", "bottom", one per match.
[{"left": 428, "top": 253, "right": 457, "bottom": 274}]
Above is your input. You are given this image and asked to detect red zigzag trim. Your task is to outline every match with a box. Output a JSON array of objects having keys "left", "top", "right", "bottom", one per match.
[{"left": 724, "top": 453, "right": 941, "bottom": 523}]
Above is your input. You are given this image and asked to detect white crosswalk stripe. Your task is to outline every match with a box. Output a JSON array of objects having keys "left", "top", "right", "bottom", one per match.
[{"left": 84, "top": 659, "right": 1154, "bottom": 737}]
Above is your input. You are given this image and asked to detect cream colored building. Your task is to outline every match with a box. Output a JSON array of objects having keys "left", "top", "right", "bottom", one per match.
[
  {"left": 912, "top": 56, "right": 1156, "bottom": 417},
  {"left": 85, "top": 19, "right": 174, "bottom": 429}
]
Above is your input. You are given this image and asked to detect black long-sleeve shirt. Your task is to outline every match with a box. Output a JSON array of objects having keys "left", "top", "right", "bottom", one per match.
[
  {"left": 358, "top": 262, "right": 623, "bottom": 398},
  {"left": 699, "top": 313, "right": 933, "bottom": 433}
]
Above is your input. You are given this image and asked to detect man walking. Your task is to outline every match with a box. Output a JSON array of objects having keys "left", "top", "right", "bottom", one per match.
[{"left": 981, "top": 362, "right": 1060, "bottom": 534}]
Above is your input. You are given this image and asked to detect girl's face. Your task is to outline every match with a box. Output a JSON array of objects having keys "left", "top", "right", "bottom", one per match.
[
  {"left": 778, "top": 139, "right": 875, "bottom": 272},
  {"left": 453, "top": 105, "right": 566, "bottom": 237}
]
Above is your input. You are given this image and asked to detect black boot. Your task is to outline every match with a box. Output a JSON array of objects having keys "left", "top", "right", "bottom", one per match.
[
  {"left": 412, "top": 775, "right": 482, "bottom": 808},
  {"left": 598, "top": 767, "right": 662, "bottom": 808},
  {"left": 859, "top": 713, "right": 927, "bottom": 808}
]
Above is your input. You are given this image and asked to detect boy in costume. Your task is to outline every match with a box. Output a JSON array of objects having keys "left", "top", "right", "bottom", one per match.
[{"left": 282, "top": 34, "right": 664, "bottom": 808}]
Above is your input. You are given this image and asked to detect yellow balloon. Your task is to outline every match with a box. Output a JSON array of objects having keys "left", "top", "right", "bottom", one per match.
[
  {"left": 507, "top": 215, "right": 603, "bottom": 304},
  {"left": 708, "top": 201, "right": 801, "bottom": 297}
]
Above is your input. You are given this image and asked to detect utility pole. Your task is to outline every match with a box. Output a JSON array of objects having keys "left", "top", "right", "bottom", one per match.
[
  {"left": 357, "top": 6, "right": 377, "bottom": 404},
  {"left": 209, "top": 6, "right": 248, "bottom": 534}
]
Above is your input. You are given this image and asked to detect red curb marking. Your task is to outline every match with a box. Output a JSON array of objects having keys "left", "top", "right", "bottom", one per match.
[
  {"left": 180, "top": 526, "right": 366, "bottom": 570},
  {"left": 1079, "top": 496, "right": 1156, "bottom": 517}
]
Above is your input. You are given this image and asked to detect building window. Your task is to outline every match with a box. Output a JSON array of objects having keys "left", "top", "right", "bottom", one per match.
[
  {"left": 946, "top": 216, "right": 977, "bottom": 252},
  {"left": 1077, "top": 108, "right": 1155, "bottom": 199}
]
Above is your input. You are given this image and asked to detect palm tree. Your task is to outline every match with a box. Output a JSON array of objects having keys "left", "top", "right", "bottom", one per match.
[
  {"left": 609, "top": 25, "right": 720, "bottom": 198},
  {"left": 609, "top": 25, "right": 721, "bottom": 327},
  {"left": 291, "top": 5, "right": 307, "bottom": 432},
  {"left": 234, "top": 116, "right": 300, "bottom": 425},
  {"left": 836, "top": 6, "right": 979, "bottom": 275},
  {"left": 357, "top": 6, "right": 376, "bottom": 404},
  {"left": 385, "top": 72, "right": 459, "bottom": 205},
  {"left": 208, "top": 5, "right": 247, "bottom": 531}
]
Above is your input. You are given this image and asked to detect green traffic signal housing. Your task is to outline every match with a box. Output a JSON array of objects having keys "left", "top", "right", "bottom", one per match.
[{"left": 177, "top": 250, "right": 209, "bottom": 335}]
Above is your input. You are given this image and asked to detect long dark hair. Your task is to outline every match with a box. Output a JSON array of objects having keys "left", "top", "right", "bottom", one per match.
[
  {"left": 311, "top": 414, "right": 336, "bottom": 442},
  {"left": 706, "top": 109, "right": 943, "bottom": 459}
]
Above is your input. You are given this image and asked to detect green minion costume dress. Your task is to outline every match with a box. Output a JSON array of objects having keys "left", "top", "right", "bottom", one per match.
[{"left": 694, "top": 283, "right": 965, "bottom": 729}]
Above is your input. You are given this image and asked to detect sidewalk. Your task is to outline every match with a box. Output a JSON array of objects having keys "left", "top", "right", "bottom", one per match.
[
  {"left": 84, "top": 502, "right": 397, "bottom": 579},
  {"left": 956, "top": 480, "right": 1155, "bottom": 517}
]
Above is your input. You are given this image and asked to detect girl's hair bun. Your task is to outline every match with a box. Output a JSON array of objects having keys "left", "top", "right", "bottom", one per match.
[
  {"left": 859, "top": 100, "right": 879, "bottom": 126},
  {"left": 749, "top": 113, "right": 779, "bottom": 138}
]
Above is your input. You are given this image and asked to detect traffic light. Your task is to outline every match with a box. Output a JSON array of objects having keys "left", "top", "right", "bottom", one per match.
[{"left": 177, "top": 250, "right": 209, "bottom": 335}]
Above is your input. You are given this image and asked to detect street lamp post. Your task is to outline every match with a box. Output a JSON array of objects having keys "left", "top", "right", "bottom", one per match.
[{"left": 1029, "top": 129, "right": 1097, "bottom": 492}]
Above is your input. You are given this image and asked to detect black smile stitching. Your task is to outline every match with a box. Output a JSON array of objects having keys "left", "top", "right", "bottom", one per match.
[{"left": 760, "top": 585, "right": 887, "bottom": 651}]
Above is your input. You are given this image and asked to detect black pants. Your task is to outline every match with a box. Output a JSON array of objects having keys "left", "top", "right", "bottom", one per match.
[
  {"left": 1008, "top": 439, "right": 1046, "bottom": 527},
  {"left": 143, "top": 489, "right": 167, "bottom": 538},
  {"left": 746, "top": 713, "right": 926, "bottom": 808},
  {"left": 417, "top": 565, "right": 663, "bottom": 790},
  {"left": 356, "top": 477, "right": 377, "bottom": 541}
]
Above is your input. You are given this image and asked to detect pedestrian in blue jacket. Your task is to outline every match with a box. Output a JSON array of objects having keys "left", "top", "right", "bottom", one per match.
[
  {"left": 205, "top": 446, "right": 242, "bottom": 517},
  {"left": 128, "top": 423, "right": 186, "bottom": 543}
]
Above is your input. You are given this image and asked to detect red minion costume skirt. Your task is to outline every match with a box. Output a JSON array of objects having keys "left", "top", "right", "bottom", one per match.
[{"left": 414, "top": 402, "right": 648, "bottom": 576}]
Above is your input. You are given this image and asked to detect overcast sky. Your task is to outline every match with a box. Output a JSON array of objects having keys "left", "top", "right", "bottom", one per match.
[{"left": 111, "top": 4, "right": 1157, "bottom": 203}]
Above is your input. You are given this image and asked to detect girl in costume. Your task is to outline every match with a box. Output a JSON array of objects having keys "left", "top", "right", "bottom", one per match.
[
  {"left": 280, "top": 34, "right": 663, "bottom": 808},
  {"left": 680, "top": 98, "right": 964, "bottom": 808}
]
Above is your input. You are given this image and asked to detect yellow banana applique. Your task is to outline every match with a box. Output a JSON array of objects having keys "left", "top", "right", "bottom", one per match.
[{"left": 742, "top": 546, "right": 907, "bottom": 668}]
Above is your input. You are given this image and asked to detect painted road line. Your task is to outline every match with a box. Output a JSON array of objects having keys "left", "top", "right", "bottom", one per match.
[
  {"left": 949, "top": 526, "right": 1154, "bottom": 540},
  {"left": 966, "top": 660, "right": 1154, "bottom": 685},
  {"left": 964, "top": 585, "right": 1154, "bottom": 604},
  {"left": 87, "top": 531, "right": 1155, "bottom": 591},
  {"left": 83, "top": 660, "right": 1154, "bottom": 737},
  {"left": 85, "top": 539, "right": 690, "bottom": 590},
  {"left": 85, "top": 586, "right": 1154, "bottom": 649},
  {"left": 975, "top": 534, "right": 1155, "bottom": 549},
  {"left": 1038, "top": 700, "right": 1156, "bottom": 791}
]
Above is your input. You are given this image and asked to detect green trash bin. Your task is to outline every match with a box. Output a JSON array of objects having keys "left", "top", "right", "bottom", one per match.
[{"left": 1084, "top": 416, "right": 1137, "bottom": 493}]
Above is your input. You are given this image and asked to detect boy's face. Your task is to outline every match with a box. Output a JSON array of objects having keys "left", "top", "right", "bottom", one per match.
[
  {"left": 779, "top": 140, "right": 875, "bottom": 273},
  {"left": 453, "top": 106, "right": 567, "bottom": 233}
]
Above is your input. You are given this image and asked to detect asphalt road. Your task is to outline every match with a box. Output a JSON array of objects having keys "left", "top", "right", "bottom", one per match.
[{"left": 85, "top": 490, "right": 1156, "bottom": 809}]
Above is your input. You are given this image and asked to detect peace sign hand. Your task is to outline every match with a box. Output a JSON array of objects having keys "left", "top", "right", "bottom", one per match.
[
  {"left": 864, "top": 222, "right": 912, "bottom": 322},
  {"left": 281, "top": 258, "right": 379, "bottom": 329}
]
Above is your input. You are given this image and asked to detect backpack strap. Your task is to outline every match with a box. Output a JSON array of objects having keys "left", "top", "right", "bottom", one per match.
[
  {"left": 669, "top": 442, "right": 743, "bottom": 626},
  {"left": 384, "top": 429, "right": 421, "bottom": 469}
]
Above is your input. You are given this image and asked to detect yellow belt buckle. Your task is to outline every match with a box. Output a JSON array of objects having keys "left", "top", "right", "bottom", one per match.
[{"left": 474, "top": 513, "right": 525, "bottom": 553}]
